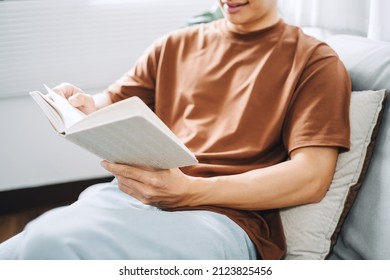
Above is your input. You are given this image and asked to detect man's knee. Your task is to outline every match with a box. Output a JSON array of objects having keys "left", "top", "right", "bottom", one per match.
[{"left": 16, "top": 209, "right": 81, "bottom": 259}]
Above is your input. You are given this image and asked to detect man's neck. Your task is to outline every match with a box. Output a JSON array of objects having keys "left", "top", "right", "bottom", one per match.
[{"left": 226, "top": 8, "right": 279, "bottom": 33}]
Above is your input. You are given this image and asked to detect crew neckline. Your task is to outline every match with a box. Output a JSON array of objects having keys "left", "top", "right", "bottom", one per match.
[{"left": 219, "top": 19, "right": 285, "bottom": 42}]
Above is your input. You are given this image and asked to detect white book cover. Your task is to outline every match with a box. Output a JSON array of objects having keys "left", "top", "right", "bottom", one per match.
[{"left": 29, "top": 86, "right": 198, "bottom": 169}]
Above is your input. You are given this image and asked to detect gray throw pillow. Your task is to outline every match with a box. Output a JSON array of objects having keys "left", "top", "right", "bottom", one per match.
[{"left": 281, "top": 89, "right": 387, "bottom": 260}]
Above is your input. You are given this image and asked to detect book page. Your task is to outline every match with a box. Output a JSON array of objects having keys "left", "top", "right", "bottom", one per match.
[
  {"left": 44, "top": 85, "right": 86, "bottom": 129},
  {"left": 66, "top": 117, "right": 197, "bottom": 169},
  {"left": 29, "top": 90, "right": 65, "bottom": 132},
  {"left": 66, "top": 97, "right": 191, "bottom": 155}
]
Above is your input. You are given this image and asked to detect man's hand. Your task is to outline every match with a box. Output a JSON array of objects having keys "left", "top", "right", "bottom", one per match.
[
  {"left": 52, "top": 83, "right": 97, "bottom": 114},
  {"left": 101, "top": 161, "right": 196, "bottom": 209}
]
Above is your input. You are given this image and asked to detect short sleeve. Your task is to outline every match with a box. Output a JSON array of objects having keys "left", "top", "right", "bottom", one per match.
[
  {"left": 283, "top": 44, "right": 351, "bottom": 154},
  {"left": 104, "top": 36, "right": 166, "bottom": 108}
]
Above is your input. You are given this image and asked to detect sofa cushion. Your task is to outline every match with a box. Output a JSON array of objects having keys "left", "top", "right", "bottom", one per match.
[
  {"left": 325, "top": 35, "right": 390, "bottom": 259},
  {"left": 281, "top": 89, "right": 386, "bottom": 260}
]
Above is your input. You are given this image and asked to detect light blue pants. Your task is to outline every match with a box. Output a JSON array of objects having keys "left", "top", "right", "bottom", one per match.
[{"left": 0, "top": 181, "right": 256, "bottom": 260}]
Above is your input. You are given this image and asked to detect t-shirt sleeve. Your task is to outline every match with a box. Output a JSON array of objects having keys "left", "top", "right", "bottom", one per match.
[
  {"left": 104, "top": 37, "right": 165, "bottom": 108},
  {"left": 283, "top": 43, "right": 351, "bottom": 154}
]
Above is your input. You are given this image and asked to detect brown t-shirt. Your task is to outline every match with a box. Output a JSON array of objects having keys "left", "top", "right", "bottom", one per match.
[{"left": 106, "top": 19, "right": 351, "bottom": 259}]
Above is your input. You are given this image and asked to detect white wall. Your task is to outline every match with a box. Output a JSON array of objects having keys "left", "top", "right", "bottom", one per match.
[
  {"left": 279, "top": 0, "right": 390, "bottom": 41},
  {"left": 0, "top": 0, "right": 215, "bottom": 191}
]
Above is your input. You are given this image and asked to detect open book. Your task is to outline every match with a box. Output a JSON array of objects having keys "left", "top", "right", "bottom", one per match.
[{"left": 29, "top": 85, "right": 198, "bottom": 169}]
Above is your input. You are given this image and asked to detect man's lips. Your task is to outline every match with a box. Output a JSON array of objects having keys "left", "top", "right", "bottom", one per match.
[{"left": 223, "top": 2, "right": 249, "bottom": 14}]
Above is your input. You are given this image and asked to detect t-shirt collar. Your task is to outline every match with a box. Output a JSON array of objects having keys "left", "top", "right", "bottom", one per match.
[{"left": 219, "top": 19, "right": 286, "bottom": 42}]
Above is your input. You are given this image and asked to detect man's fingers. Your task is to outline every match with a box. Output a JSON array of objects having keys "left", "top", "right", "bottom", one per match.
[
  {"left": 52, "top": 82, "right": 84, "bottom": 99},
  {"left": 52, "top": 82, "right": 97, "bottom": 114},
  {"left": 101, "top": 161, "right": 140, "bottom": 178},
  {"left": 51, "top": 84, "right": 68, "bottom": 98},
  {"left": 101, "top": 161, "right": 156, "bottom": 185},
  {"left": 68, "top": 93, "right": 94, "bottom": 108}
]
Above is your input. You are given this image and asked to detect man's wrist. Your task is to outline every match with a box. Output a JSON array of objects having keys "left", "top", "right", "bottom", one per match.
[
  {"left": 182, "top": 176, "right": 205, "bottom": 207},
  {"left": 184, "top": 175, "right": 221, "bottom": 207}
]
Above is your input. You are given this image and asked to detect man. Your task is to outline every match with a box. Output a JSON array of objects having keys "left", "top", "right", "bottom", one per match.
[{"left": 0, "top": 0, "right": 350, "bottom": 259}]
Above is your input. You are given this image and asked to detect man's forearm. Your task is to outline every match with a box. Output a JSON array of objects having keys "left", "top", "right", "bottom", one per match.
[
  {"left": 101, "top": 147, "right": 339, "bottom": 210},
  {"left": 186, "top": 147, "right": 339, "bottom": 210}
]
